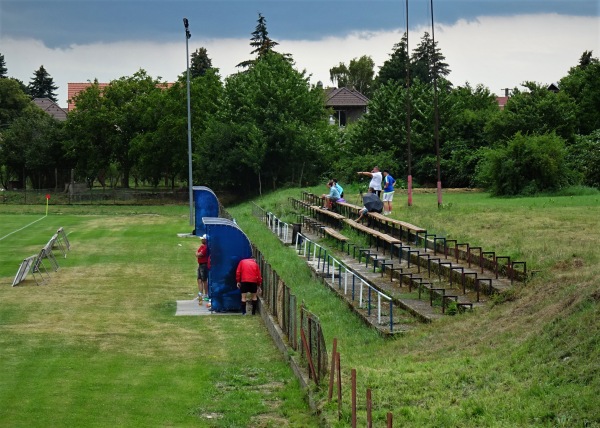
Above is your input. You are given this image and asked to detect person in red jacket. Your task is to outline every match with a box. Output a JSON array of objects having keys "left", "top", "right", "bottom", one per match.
[{"left": 236, "top": 258, "right": 262, "bottom": 315}]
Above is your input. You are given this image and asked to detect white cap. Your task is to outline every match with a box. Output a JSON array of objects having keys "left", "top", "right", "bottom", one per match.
[{"left": 200, "top": 234, "right": 207, "bottom": 240}]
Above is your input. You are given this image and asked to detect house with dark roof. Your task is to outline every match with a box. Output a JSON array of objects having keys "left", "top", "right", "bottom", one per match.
[
  {"left": 32, "top": 98, "right": 68, "bottom": 121},
  {"left": 324, "top": 87, "right": 369, "bottom": 126}
]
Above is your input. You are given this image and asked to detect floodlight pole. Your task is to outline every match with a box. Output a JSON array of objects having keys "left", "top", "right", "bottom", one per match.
[
  {"left": 405, "top": 0, "right": 413, "bottom": 207},
  {"left": 184, "top": 18, "right": 193, "bottom": 226},
  {"left": 430, "top": 0, "right": 443, "bottom": 208}
]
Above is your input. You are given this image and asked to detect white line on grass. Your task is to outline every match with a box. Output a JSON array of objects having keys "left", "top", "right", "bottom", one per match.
[{"left": 0, "top": 215, "right": 47, "bottom": 242}]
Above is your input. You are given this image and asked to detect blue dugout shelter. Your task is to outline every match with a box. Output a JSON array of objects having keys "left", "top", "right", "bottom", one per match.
[
  {"left": 193, "top": 186, "right": 219, "bottom": 236},
  {"left": 203, "top": 218, "right": 253, "bottom": 312}
]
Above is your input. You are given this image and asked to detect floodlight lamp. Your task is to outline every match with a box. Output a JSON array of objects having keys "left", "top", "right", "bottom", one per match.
[{"left": 183, "top": 18, "right": 189, "bottom": 29}]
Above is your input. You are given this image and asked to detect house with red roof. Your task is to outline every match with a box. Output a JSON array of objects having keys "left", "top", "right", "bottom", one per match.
[{"left": 67, "top": 82, "right": 174, "bottom": 112}]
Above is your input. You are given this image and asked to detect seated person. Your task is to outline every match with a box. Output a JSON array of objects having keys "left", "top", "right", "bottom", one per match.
[
  {"left": 355, "top": 187, "right": 383, "bottom": 223},
  {"left": 322, "top": 180, "right": 341, "bottom": 209},
  {"left": 333, "top": 178, "right": 344, "bottom": 198}
]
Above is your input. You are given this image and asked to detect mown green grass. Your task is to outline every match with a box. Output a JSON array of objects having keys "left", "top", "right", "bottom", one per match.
[
  {"left": 0, "top": 205, "right": 321, "bottom": 427},
  {"left": 229, "top": 188, "right": 600, "bottom": 427},
  {"left": 2, "top": 189, "right": 599, "bottom": 427}
]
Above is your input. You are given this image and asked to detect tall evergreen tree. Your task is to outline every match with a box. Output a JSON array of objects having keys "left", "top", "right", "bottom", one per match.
[
  {"left": 190, "top": 47, "right": 213, "bottom": 78},
  {"left": 578, "top": 50, "right": 594, "bottom": 69},
  {"left": 27, "top": 65, "right": 59, "bottom": 102},
  {"left": 237, "top": 13, "right": 290, "bottom": 69},
  {"left": 411, "top": 32, "right": 450, "bottom": 85},
  {"left": 560, "top": 51, "right": 600, "bottom": 135},
  {"left": 376, "top": 33, "right": 410, "bottom": 87},
  {"left": 0, "top": 53, "right": 7, "bottom": 78}
]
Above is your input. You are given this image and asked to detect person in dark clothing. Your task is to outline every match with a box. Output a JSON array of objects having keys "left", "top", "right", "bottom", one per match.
[{"left": 355, "top": 188, "right": 383, "bottom": 223}]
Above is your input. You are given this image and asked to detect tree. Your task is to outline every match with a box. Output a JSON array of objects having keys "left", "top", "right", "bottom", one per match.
[
  {"left": 411, "top": 32, "right": 450, "bottom": 86},
  {"left": 578, "top": 50, "right": 594, "bottom": 68},
  {"left": 27, "top": 65, "right": 59, "bottom": 102},
  {"left": 376, "top": 33, "right": 410, "bottom": 88},
  {"left": 131, "top": 69, "right": 223, "bottom": 188},
  {"left": 237, "top": 13, "right": 290, "bottom": 69},
  {"left": 0, "top": 78, "right": 31, "bottom": 127},
  {"left": 440, "top": 83, "right": 501, "bottom": 187},
  {"left": 485, "top": 82, "right": 578, "bottom": 144},
  {"left": 202, "top": 52, "right": 329, "bottom": 194},
  {"left": 64, "top": 80, "right": 114, "bottom": 187},
  {"left": 101, "top": 70, "right": 164, "bottom": 188},
  {"left": 566, "top": 130, "right": 600, "bottom": 188},
  {"left": 329, "top": 56, "right": 375, "bottom": 96},
  {"left": 190, "top": 47, "right": 214, "bottom": 78},
  {"left": 559, "top": 51, "right": 600, "bottom": 135},
  {"left": 476, "top": 132, "right": 572, "bottom": 196},
  {"left": 345, "top": 81, "right": 407, "bottom": 162},
  {"left": 1, "top": 104, "right": 68, "bottom": 189},
  {"left": 329, "top": 62, "right": 349, "bottom": 88},
  {"left": 0, "top": 53, "right": 7, "bottom": 78},
  {"left": 348, "top": 56, "right": 375, "bottom": 97}
]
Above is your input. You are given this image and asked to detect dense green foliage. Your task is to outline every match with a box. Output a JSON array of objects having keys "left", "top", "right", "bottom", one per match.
[
  {"left": 200, "top": 52, "right": 329, "bottom": 193},
  {"left": 329, "top": 55, "right": 376, "bottom": 97},
  {"left": 1, "top": 105, "right": 67, "bottom": 189},
  {"left": 566, "top": 130, "right": 600, "bottom": 188},
  {"left": 476, "top": 132, "right": 571, "bottom": 195},
  {"left": 0, "top": 31, "right": 598, "bottom": 197}
]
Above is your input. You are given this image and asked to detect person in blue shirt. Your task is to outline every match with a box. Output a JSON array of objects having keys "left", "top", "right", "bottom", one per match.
[
  {"left": 333, "top": 178, "right": 344, "bottom": 198},
  {"left": 382, "top": 170, "right": 396, "bottom": 215},
  {"left": 322, "top": 180, "right": 341, "bottom": 210}
]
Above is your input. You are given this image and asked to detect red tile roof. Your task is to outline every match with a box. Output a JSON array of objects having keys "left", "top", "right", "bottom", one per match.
[
  {"left": 67, "top": 82, "right": 109, "bottom": 111},
  {"left": 67, "top": 82, "right": 175, "bottom": 112},
  {"left": 496, "top": 96, "right": 509, "bottom": 110}
]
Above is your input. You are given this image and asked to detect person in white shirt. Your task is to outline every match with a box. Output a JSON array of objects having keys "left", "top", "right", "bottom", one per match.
[{"left": 357, "top": 166, "right": 383, "bottom": 197}]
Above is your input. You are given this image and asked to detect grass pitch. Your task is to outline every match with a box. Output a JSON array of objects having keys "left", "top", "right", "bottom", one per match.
[{"left": 0, "top": 204, "right": 320, "bottom": 427}]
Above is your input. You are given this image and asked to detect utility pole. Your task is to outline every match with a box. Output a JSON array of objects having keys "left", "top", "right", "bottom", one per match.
[{"left": 183, "top": 18, "right": 193, "bottom": 226}]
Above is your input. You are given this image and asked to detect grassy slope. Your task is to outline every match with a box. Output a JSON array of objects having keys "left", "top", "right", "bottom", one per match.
[
  {"left": 228, "top": 187, "right": 600, "bottom": 427},
  {"left": 0, "top": 204, "right": 321, "bottom": 427}
]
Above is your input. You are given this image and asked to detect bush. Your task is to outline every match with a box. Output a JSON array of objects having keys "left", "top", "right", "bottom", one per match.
[
  {"left": 566, "top": 130, "right": 600, "bottom": 189},
  {"left": 476, "top": 132, "right": 572, "bottom": 196}
]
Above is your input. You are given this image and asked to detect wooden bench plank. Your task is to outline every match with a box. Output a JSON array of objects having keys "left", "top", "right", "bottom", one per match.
[
  {"left": 323, "top": 227, "right": 349, "bottom": 242},
  {"left": 312, "top": 206, "right": 345, "bottom": 220},
  {"left": 368, "top": 212, "right": 426, "bottom": 233}
]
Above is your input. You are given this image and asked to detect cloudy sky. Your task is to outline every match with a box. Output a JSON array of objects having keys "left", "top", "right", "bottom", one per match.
[{"left": 1, "top": 0, "right": 598, "bottom": 107}]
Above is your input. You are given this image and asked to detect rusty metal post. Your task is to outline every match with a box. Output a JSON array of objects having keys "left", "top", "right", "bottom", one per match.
[
  {"left": 351, "top": 369, "right": 357, "bottom": 428},
  {"left": 367, "top": 388, "right": 372, "bottom": 428},
  {"left": 337, "top": 352, "right": 342, "bottom": 421}
]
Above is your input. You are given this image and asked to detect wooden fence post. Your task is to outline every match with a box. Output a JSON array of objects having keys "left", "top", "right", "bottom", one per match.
[
  {"left": 366, "top": 388, "right": 372, "bottom": 428},
  {"left": 328, "top": 338, "right": 337, "bottom": 401}
]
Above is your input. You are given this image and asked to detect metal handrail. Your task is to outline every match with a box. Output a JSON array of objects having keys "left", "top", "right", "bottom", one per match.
[{"left": 295, "top": 232, "right": 395, "bottom": 332}]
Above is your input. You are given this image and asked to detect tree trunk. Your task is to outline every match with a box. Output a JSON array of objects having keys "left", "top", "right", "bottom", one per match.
[{"left": 258, "top": 172, "right": 262, "bottom": 196}]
